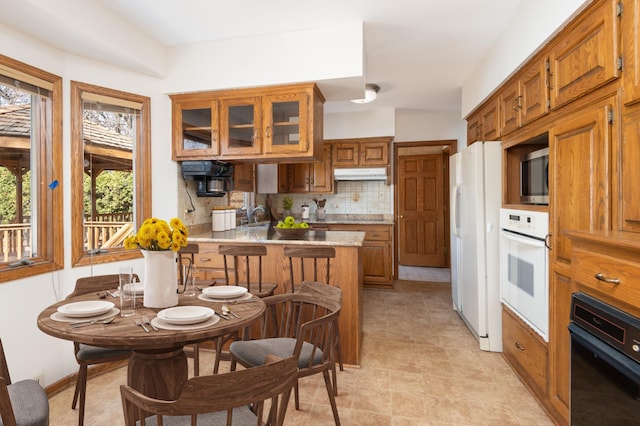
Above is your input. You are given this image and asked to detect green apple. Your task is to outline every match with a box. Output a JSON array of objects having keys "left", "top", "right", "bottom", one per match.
[{"left": 284, "top": 215, "right": 295, "bottom": 226}]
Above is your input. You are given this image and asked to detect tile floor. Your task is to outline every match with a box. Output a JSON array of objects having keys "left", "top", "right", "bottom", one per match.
[{"left": 47, "top": 275, "right": 552, "bottom": 425}]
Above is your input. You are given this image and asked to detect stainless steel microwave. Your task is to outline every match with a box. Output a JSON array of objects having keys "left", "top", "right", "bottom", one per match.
[{"left": 520, "top": 147, "right": 549, "bottom": 205}]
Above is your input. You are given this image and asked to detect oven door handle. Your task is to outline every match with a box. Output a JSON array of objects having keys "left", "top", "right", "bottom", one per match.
[{"left": 500, "top": 230, "right": 546, "bottom": 248}]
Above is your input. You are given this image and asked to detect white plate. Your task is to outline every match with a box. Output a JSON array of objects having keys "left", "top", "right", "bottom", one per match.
[
  {"left": 123, "top": 282, "right": 144, "bottom": 295},
  {"left": 57, "top": 301, "right": 115, "bottom": 318},
  {"left": 50, "top": 308, "right": 120, "bottom": 323},
  {"left": 198, "top": 292, "right": 254, "bottom": 303},
  {"left": 157, "top": 306, "right": 214, "bottom": 325},
  {"left": 201, "top": 286, "right": 248, "bottom": 299},
  {"left": 151, "top": 315, "right": 221, "bottom": 331}
]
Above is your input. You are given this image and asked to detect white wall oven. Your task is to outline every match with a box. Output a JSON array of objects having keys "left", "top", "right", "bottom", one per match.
[{"left": 499, "top": 209, "right": 549, "bottom": 341}]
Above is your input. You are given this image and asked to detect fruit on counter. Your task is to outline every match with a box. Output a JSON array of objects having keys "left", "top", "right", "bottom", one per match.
[
  {"left": 276, "top": 221, "right": 286, "bottom": 228},
  {"left": 284, "top": 215, "right": 296, "bottom": 226},
  {"left": 276, "top": 218, "right": 309, "bottom": 229},
  {"left": 299, "top": 222, "right": 309, "bottom": 228}
]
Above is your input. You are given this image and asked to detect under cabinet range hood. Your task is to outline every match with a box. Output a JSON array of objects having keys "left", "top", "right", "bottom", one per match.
[{"left": 333, "top": 167, "right": 387, "bottom": 181}]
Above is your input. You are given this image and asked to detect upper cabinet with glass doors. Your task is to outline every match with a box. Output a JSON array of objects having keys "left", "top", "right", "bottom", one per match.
[{"left": 171, "top": 82, "right": 324, "bottom": 162}]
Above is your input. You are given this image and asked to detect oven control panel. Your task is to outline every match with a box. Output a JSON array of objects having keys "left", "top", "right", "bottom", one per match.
[{"left": 500, "top": 209, "right": 549, "bottom": 240}]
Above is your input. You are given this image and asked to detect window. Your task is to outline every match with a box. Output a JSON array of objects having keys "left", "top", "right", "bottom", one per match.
[
  {"left": 0, "top": 54, "right": 63, "bottom": 282},
  {"left": 71, "top": 82, "right": 151, "bottom": 266}
]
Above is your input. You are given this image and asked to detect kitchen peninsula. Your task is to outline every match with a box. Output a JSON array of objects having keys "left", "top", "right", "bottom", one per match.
[{"left": 189, "top": 224, "right": 365, "bottom": 366}]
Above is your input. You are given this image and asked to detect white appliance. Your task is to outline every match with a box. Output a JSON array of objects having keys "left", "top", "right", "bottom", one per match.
[
  {"left": 450, "top": 141, "right": 502, "bottom": 352},
  {"left": 499, "top": 208, "right": 549, "bottom": 341}
]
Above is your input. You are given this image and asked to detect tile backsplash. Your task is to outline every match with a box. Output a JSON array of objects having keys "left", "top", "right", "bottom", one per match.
[{"left": 261, "top": 180, "right": 393, "bottom": 216}]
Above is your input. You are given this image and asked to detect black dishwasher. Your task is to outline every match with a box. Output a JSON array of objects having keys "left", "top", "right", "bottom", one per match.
[{"left": 569, "top": 292, "right": 640, "bottom": 425}]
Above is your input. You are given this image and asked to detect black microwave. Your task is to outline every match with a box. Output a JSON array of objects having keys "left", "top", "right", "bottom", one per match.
[{"left": 520, "top": 147, "right": 549, "bottom": 205}]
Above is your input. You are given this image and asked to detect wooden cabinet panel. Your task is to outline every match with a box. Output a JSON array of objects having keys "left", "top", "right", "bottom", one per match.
[
  {"left": 171, "top": 83, "right": 324, "bottom": 162},
  {"left": 502, "top": 305, "right": 548, "bottom": 400},
  {"left": 621, "top": 104, "right": 640, "bottom": 231},
  {"left": 326, "top": 224, "right": 393, "bottom": 287},
  {"left": 550, "top": 96, "right": 614, "bottom": 265},
  {"left": 171, "top": 98, "right": 219, "bottom": 160},
  {"left": 280, "top": 144, "right": 333, "bottom": 194},
  {"left": 549, "top": 0, "right": 620, "bottom": 109},
  {"left": 233, "top": 163, "right": 254, "bottom": 192},
  {"left": 548, "top": 272, "right": 572, "bottom": 424},
  {"left": 500, "top": 81, "right": 520, "bottom": 135},
  {"left": 622, "top": 0, "right": 640, "bottom": 104},
  {"left": 466, "top": 112, "right": 481, "bottom": 145},
  {"left": 480, "top": 99, "right": 500, "bottom": 140},
  {"left": 331, "top": 138, "right": 390, "bottom": 167}
]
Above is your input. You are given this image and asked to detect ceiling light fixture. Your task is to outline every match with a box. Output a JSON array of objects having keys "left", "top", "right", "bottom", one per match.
[{"left": 350, "top": 83, "right": 380, "bottom": 104}]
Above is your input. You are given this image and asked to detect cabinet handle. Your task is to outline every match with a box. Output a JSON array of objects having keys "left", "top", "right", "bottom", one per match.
[
  {"left": 200, "top": 257, "right": 212, "bottom": 262},
  {"left": 212, "top": 129, "right": 217, "bottom": 143},
  {"left": 266, "top": 126, "right": 271, "bottom": 138},
  {"left": 515, "top": 341, "right": 525, "bottom": 351},
  {"left": 595, "top": 273, "right": 620, "bottom": 285}
]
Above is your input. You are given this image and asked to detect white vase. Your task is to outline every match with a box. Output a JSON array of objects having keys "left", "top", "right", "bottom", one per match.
[{"left": 142, "top": 250, "right": 179, "bottom": 308}]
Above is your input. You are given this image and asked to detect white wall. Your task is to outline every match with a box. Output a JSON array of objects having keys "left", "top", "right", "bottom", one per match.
[{"left": 461, "top": 0, "right": 590, "bottom": 116}]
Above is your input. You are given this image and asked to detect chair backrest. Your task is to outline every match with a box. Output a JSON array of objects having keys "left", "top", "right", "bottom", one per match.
[
  {"left": 283, "top": 246, "right": 335, "bottom": 292},
  {"left": 120, "top": 355, "right": 298, "bottom": 426},
  {"left": 67, "top": 273, "right": 140, "bottom": 299},
  {"left": 257, "top": 281, "right": 342, "bottom": 367},
  {"left": 0, "top": 339, "right": 15, "bottom": 426},
  {"left": 218, "top": 244, "right": 268, "bottom": 293},
  {"left": 178, "top": 243, "right": 199, "bottom": 292}
]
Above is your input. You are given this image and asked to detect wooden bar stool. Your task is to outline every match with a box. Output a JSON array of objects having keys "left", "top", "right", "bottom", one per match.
[{"left": 218, "top": 244, "right": 278, "bottom": 298}]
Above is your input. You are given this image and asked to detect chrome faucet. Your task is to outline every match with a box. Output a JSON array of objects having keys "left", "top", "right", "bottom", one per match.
[{"left": 247, "top": 205, "right": 266, "bottom": 224}]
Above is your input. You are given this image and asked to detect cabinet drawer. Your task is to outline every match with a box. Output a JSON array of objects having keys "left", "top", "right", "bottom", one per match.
[
  {"left": 572, "top": 247, "right": 640, "bottom": 307},
  {"left": 194, "top": 245, "right": 225, "bottom": 269},
  {"left": 362, "top": 226, "right": 390, "bottom": 241},
  {"left": 502, "top": 306, "right": 548, "bottom": 397}
]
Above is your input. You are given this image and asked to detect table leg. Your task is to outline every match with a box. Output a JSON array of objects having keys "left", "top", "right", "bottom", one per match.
[{"left": 127, "top": 347, "right": 188, "bottom": 400}]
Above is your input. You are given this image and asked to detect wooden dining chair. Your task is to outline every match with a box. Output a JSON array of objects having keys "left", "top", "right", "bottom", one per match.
[
  {"left": 283, "top": 245, "right": 343, "bottom": 371},
  {"left": 0, "top": 339, "right": 49, "bottom": 426},
  {"left": 229, "top": 281, "right": 343, "bottom": 425},
  {"left": 120, "top": 354, "right": 298, "bottom": 426},
  {"left": 68, "top": 274, "right": 134, "bottom": 426},
  {"left": 178, "top": 243, "right": 202, "bottom": 376}
]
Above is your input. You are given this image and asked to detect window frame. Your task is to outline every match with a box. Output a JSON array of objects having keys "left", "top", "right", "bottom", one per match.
[
  {"left": 0, "top": 54, "right": 63, "bottom": 282},
  {"left": 70, "top": 81, "right": 151, "bottom": 266}
]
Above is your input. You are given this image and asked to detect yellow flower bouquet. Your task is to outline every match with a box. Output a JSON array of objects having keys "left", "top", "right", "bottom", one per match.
[{"left": 124, "top": 217, "right": 188, "bottom": 252}]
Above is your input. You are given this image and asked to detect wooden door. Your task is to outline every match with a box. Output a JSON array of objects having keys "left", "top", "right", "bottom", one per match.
[
  {"left": 623, "top": 0, "right": 640, "bottom": 104},
  {"left": 398, "top": 154, "right": 446, "bottom": 266}
]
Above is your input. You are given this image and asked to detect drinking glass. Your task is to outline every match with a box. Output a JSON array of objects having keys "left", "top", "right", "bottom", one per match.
[
  {"left": 183, "top": 264, "right": 196, "bottom": 297},
  {"left": 119, "top": 266, "right": 135, "bottom": 317}
]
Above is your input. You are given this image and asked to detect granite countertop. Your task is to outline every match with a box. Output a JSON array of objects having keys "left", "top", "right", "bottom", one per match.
[{"left": 189, "top": 223, "right": 365, "bottom": 247}]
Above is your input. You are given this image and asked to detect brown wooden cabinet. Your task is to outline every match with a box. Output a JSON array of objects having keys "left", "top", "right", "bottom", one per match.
[
  {"left": 331, "top": 137, "right": 390, "bottom": 167},
  {"left": 548, "top": 0, "right": 620, "bottom": 110},
  {"left": 280, "top": 144, "right": 333, "bottom": 194},
  {"left": 171, "top": 83, "right": 324, "bottom": 162},
  {"left": 499, "top": 58, "right": 549, "bottom": 135},
  {"left": 621, "top": 102, "right": 640, "bottom": 232},
  {"left": 232, "top": 163, "right": 254, "bottom": 192},
  {"left": 502, "top": 305, "right": 548, "bottom": 402},
  {"left": 171, "top": 98, "right": 219, "bottom": 160},
  {"left": 322, "top": 224, "right": 393, "bottom": 288},
  {"left": 466, "top": 97, "right": 500, "bottom": 144},
  {"left": 623, "top": 0, "right": 640, "bottom": 104}
]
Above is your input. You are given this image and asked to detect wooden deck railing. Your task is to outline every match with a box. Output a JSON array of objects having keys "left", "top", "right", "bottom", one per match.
[{"left": 1, "top": 218, "right": 134, "bottom": 263}]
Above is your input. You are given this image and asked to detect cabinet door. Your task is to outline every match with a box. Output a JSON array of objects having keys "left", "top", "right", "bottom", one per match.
[
  {"left": 361, "top": 141, "right": 389, "bottom": 165},
  {"left": 233, "top": 163, "right": 254, "bottom": 192},
  {"left": 520, "top": 59, "right": 549, "bottom": 126},
  {"left": 263, "top": 92, "right": 309, "bottom": 155},
  {"left": 499, "top": 80, "right": 520, "bottom": 135},
  {"left": 623, "top": 0, "right": 640, "bottom": 104},
  {"left": 287, "top": 163, "right": 311, "bottom": 193},
  {"left": 548, "top": 272, "right": 572, "bottom": 424},
  {"left": 621, "top": 104, "right": 640, "bottom": 232},
  {"left": 332, "top": 142, "right": 360, "bottom": 166},
  {"left": 466, "top": 112, "right": 481, "bottom": 145},
  {"left": 310, "top": 144, "right": 333, "bottom": 193},
  {"left": 172, "top": 99, "right": 219, "bottom": 160},
  {"left": 220, "top": 97, "right": 262, "bottom": 156},
  {"left": 362, "top": 241, "right": 392, "bottom": 285},
  {"left": 549, "top": 0, "right": 619, "bottom": 109},
  {"left": 480, "top": 99, "right": 500, "bottom": 140},
  {"left": 550, "top": 97, "right": 613, "bottom": 266}
]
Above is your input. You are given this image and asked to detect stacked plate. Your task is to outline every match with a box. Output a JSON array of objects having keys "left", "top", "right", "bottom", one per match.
[
  {"left": 122, "top": 282, "right": 144, "bottom": 296},
  {"left": 198, "top": 286, "right": 251, "bottom": 302},
  {"left": 52, "top": 300, "right": 118, "bottom": 322},
  {"left": 151, "top": 306, "right": 219, "bottom": 330}
]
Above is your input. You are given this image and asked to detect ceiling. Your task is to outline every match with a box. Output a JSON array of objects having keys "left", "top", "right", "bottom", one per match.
[{"left": 0, "top": 0, "right": 524, "bottom": 115}]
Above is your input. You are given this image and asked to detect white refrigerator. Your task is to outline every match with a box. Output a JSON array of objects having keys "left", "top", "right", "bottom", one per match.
[{"left": 450, "top": 141, "right": 502, "bottom": 352}]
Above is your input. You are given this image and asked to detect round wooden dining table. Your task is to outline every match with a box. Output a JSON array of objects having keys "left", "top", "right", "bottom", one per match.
[{"left": 37, "top": 291, "right": 265, "bottom": 400}]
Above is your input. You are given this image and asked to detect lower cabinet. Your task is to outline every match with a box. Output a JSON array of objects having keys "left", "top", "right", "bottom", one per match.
[
  {"left": 502, "top": 305, "right": 548, "bottom": 402},
  {"left": 322, "top": 224, "right": 393, "bottom": 288}
]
